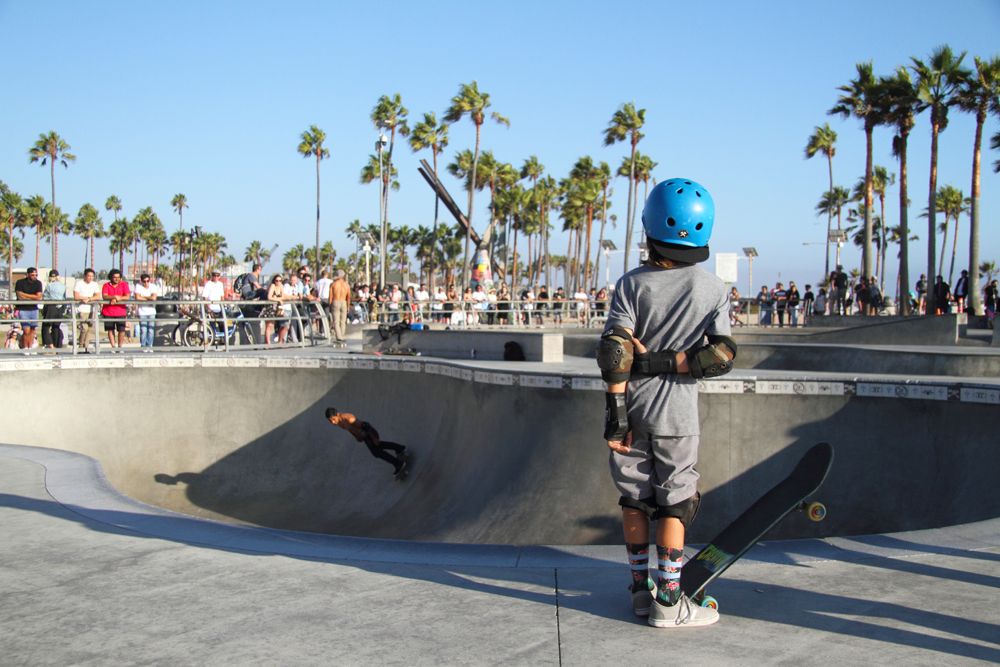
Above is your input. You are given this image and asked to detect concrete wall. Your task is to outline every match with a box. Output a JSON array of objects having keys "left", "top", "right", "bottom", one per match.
[
  {"left": 363, "top": 328, "right": 563, "bottom": 362},
  {"left": 1, "top": 361, "right": 997, "bottom": 545},
  {"left": 803, "top": 314, "right": 963, "bottom": 345}
]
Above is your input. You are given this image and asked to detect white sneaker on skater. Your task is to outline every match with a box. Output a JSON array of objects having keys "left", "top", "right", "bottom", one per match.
[
  {"left": 631, "top": 578, "right": 654, "bottom": 617},
  {"left": 648, "top": 594, "right": 719, "bottom": 628}
]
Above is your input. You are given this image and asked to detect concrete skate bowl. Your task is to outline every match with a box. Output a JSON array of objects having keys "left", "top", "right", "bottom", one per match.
[{"left": 1, "top": 360, "right": 998, "bottom": 545}]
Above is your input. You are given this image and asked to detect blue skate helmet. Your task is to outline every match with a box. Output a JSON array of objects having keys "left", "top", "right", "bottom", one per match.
[{"left": 642, "top": 178, "right": 715, "bottom": 264}]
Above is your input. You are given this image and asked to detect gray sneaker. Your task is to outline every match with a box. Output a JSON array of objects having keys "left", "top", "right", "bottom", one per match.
[
  {"left": 648, "top": 593, "right": 719, "bottom": 628},
  {"left": 631, "top": 578, "right": 654, "bottom": 617}
]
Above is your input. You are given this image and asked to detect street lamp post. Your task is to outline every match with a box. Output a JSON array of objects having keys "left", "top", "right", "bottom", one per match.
[
  {"left": 376, "top": 128, "right": 388, "bottom": 288},
  {"left": 742, "top": 247, "right": 758, "bottom": 308},
  {"left": 359, "top": 232, "right": 374, "bottom": 288},
  {"left": 600, "top": 239, "right": 617, "bottom": 293}
]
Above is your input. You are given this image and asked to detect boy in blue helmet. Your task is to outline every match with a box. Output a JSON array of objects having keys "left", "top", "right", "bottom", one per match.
[{"left": 598, "top": 178, "right": 736, "bottom": 628}]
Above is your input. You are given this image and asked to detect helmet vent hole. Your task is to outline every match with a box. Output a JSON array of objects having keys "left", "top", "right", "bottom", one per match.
[
  {"left": 695, "top": 191, "right": 702, "bottom": 197},
  {"left": 676, "top": 188, "right": 684, "bottom": 194},
  {"left": 667, "top": 217, "right": 676, "bottom": 227},
  {"left": 684, "top": 181, "right": 692, "bottom": 185},
  {"left": 695, "top": 223, "right": 704, "bottom": 230}
]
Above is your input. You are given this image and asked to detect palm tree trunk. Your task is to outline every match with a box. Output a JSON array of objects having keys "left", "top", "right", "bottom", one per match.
[
  {"left": 969, "top": 111, "right": 985, "bottom": 315},
  {"left": 315, "top": 154, "right": 321, "bottom": 279},
  {"left": 879, "top": 195, "right": 888, "bottom": 294},
  {"left": 825, "top": 154, "right": 834, "bottom": 282},
  {"left": 463, "top": 123, "right": 482, "bottom": 291},
  {"left": 898, "top": 131, "right": 911, "bottom": 316},
  {"left": 35, "top": 221, "right": 41, "bottom": 268},
  {"left": 623, "top": 141, "right": 637, "bottom": 272},
  {"left": 50, "top": 159, "right": 58, "bottom": 271},
  {"left": 862, "top": 125, "right": 874, "bottom": 280},
  {"left": 7, "top": 217, "right": 13, "bottom": 288},
  {"left": 948, "top": 213, "right": 960, "bottom": 286},
  {"left": 937, "top": 215, "right": 948, "bottom": 277},
  {"left": 583, "top": 206, "right": 594, "bottom": 291},
  {"left": 926, "top": 120, "right": 940, "bottom": 315}
]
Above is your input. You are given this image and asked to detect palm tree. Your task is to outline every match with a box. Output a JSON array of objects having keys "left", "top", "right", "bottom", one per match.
[
  {"left": 567, "top": 157, "right": 604, "bottom": 291},
  {"left": 979, "top": 260, "right": 998, "bottom": 285},
  {"left": 520, "top": 156, "right": 545, "bottom": 285},
  {"left": 887, "top": 224, "right": 920, "bottom": 301},
  {"left": 28, "top": 131, "right": 76, "bottom": 271},
  {"left": 805, "top": 123, "right": 838, "bottom": 279},
  {"left": 878, "top": 67, "right": 920, "bottom": 315},
  {"left": 632, "top": 152, "right": 658, "bottom": 203},
  {"left": 444, "top": 81, "right": 510, "bottom": 289},
  {"left": 371, "top": 94, "right": 410, "bottom": 287},
  {"left": 105, "top": 195, "right": 123, "bottom": 223},
  {"left": 956, "top": 56, "right": 1000, "bottom": 315},
  {"left": 109, "top": 217, "right": 130, "bottom": 272},
  {"left": 171, "top": 193, "right": 188, "bottom": 231},
  {"left": 40, "top": 205, "right": 71, "bottom": 271},
  {"left": 1, "top": 184, "right": 29, "bottom": 287},
  {"left": 912, "top": 45, "right": 969, "bottom": 315},
  {"left": 25, "top": 195, "right": 47, "bottom": 268},
  {"left": 935, "top": 185, "right": 965, "bottom": 283},
  {"left": 282, "top": 244, "right": 305, "bottom": 273},
  {"left": 993, "top": 131, "right": 1000, "bottom": 173},
  {"left": 297, "top": 125, "right": 330, "bottom": 278},
  {"left": 603, "top": 102, "right": 645, "bottom": 272},
  {"left": 829, "top": 62, "right": 882, "bottom": 281},
  {"left": 409, "top": 112, "right": 449, "bottom": 292},
  {"left": 816, "top": 187, "right": 851, "bottom": 269},
  {"left": 851, "top": 166, "right": 895, "bottom": 289},
  {"left": 74, "top": 203, "right": 105, "bottom": 269}
]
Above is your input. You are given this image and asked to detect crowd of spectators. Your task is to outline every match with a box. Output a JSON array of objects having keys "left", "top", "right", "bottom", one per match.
[
  {"left": 4, "top": 261, "right": 998, "bottom": 353},
  {"left": 736, "top": 264, "right": 997, "bottom": 328},
  {"left": 345, "top": 282, "right": 610, "bottom": 328}
]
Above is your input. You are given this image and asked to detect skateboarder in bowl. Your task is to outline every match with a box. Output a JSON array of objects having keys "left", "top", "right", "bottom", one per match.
[
  {"left": 598, "top": 178, "right": 736, "bottom": 628},
  {"left": 325, "top": 408, "right": 409, "bottom": 479}
]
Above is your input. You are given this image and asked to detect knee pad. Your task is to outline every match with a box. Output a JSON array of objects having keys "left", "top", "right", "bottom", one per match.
[
  {"left": 654, "top": 492, "right": 701, "bottom": 529},
  {"left": 619, "top": 495, "right": 658, "bottom": 520}
]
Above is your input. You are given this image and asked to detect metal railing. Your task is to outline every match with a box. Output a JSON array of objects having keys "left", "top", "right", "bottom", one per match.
[
  {"left": 0, "top": 297, "right": 331, "bottom": 355},
  {"left": 353, "top": 297, "right": 610, "bottom": 329}
]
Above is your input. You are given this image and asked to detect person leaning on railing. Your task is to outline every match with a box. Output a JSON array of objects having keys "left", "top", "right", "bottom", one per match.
[
  {"left": 74, "top": 268, "right": 101, "bottom": 353},
  {"left": 263, "top": 274, "right": 290, "bottom": 344},
  {"left": 41, "top": 269, "right": 67, "bottom": 350}
]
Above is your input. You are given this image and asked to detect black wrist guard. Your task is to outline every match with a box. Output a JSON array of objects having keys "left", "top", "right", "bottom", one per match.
[
  {"left": 604, "top": 392, "right": 629, "bottom": 441},
  {"left": 632, "top": 350, "right": 678, "bottom": 377}
]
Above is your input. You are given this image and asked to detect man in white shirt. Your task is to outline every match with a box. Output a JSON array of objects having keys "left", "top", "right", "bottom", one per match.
[
  {"left": 415, "top": 283, "right": 430, "bottom": 322},
  {"left": 133, "top": 273, "right": 160, "bottom": 351},
  {"left": 73, "top": 268, "right": 101, "bottom": 352},
  {"left": 201, "top": 271, "right": 225, "bottom": 314},
  {"left": 315, "top": 270, "right": 333, "bottom": 316}
]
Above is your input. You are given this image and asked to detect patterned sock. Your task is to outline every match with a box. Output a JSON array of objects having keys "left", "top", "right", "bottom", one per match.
[
  {"left": 656, "top": 546, "right": 684, "bottom": 605},
  {"left": 626, "top": 543, "right": 651, "bottom": 591}
]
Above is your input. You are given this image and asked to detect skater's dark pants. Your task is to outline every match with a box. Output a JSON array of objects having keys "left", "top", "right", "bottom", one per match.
[{"left": 365, "top": 438, "right": 405, "bottom": 471}]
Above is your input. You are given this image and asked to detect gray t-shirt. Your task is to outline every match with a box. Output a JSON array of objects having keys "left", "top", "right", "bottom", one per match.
[{"left": 605, "top": 263, "right": 731, "bottom": 436}]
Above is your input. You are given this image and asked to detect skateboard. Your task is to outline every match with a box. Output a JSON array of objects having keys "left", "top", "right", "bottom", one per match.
[
  {"left": 394, "top": 451, "right": 414, "bottom": 481},
  {"left": 681, "top": 442, "right": 834, "bottom": 610}
]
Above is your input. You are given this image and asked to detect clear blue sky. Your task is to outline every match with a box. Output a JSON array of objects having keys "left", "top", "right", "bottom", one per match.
[{"left": 2, "top": 0, "right": 998, "bottom": 294}]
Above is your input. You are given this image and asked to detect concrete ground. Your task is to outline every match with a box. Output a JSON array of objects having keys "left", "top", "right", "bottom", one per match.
[{"left": 2, "top": 443, "right": 998, "bottom": 666}]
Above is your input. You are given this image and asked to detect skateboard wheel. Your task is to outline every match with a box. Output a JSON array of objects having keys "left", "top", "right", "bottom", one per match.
[
  {"left": 807, "top": 502, "right": 827, "bottom": 522},
  {"left": 700, "top": 595, "right": 718, "bottom": 610}
]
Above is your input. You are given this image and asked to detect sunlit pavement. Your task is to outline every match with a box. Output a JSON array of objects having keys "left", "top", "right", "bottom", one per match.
[{"left": 2, "top": 444, "right": 997, "bottom": 666}]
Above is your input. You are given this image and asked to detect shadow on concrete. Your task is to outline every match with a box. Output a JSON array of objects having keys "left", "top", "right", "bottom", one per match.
[
  {"left": 4, "top": 488, "right": 999, "bottom": 660},
  {"left": 717, "top": 578, "right": 1000, "bottom": 662}
]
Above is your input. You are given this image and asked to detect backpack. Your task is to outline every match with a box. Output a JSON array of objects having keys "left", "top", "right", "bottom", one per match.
[{"left": 233, "top": 273, "right": 255, "bottom": 299}]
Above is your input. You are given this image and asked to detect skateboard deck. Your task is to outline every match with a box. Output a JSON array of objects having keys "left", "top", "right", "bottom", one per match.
[
  {"left": 681, "top": 442, "right": 834, "bottom": 606},
  {"left": 394, "top": 451, "right": 413, "bottom": 481}
]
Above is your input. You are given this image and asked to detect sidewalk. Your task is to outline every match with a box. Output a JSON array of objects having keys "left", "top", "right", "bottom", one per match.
[{"left": 2, "top": 444, "right": 997, "bottom": 665}]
